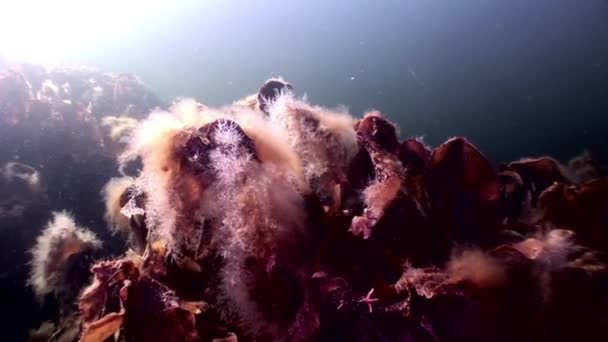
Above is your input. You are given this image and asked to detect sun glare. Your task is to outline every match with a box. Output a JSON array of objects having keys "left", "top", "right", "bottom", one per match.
[{"left": 0, "top": 0, "right": 169, "bottom": 64}]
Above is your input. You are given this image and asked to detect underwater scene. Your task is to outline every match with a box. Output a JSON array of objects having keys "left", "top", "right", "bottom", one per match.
[{"left": 1, "top": 0, "right": 608, "bottom": 341}]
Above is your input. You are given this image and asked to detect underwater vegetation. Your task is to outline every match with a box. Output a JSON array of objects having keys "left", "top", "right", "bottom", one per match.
[
  {"left": 0, "top": 63, "right": 162, "bottom": 341},
  {"left": 1, "top": 64, "right": 608, "bottom": 341}
]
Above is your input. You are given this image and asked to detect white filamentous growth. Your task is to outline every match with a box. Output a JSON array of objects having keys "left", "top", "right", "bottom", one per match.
[
  {"left": 2, "top": 161, "right": 41, "bottom": 192},
  {"left": 200, "top": 118, "right": 309, "bottom": 337},
  {"left": 28, "top": 211, "right": 101, "bottom": 300},
  {"left": 447, "top": 248, "right": 507, "bottom": 288},
  {"left": 100, "top": 176, "right": 134, "bottom": 234},
  {"left": 266, "top": 93, "right": 358, "bottom": 207},
  {"left": 218, "top": 164, "right": 308, "bottom": 337},
  {"left": 233, "top": 107, "right": 306, "bottom": 191},
  {"left": 101, "top": 116, "right": 139, "bottom": 142}
]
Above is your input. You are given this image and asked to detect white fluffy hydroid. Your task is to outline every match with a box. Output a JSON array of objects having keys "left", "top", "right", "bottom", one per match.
[{"left": 28, "top": 211, "right": 101, "bottom": 300}]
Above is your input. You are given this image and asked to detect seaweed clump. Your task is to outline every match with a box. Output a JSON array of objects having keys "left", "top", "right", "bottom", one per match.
[
  {"left": 21, "top": 77, "right": 608, "bottom": 341},
  {"left": 27, "top": 211, "right": 102, "bottom": 342}
]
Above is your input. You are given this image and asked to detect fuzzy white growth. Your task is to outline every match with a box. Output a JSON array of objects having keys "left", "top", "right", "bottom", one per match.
[
  {"left": 447, "top": 248, "right": 507, "bottom": 288},
  {"left": 513, "top": 229, "right": 590, "bottom": 303},
  {"left": 268, "top": 93, "right": 359, "bottom": 176},
  {"left": 119, "top": 98, "right": 214, "bottom": 170},
  {"left": 118, "top": 99, "right": 213, "bottom": 250},
  {"left": 267, "top": 93, "right": 358, "bottom": 204},
  {"left": 541, "top": 229, "right": 577, "bottom": 266},
  {"left": 514, "top": 229, "right": 577, "bottom": 269},
  {"left": 29, "top": 211, "right": 101, "bottom": 300},
  {"left": 218, "top": 163, "right": 308, "bottom": 337},
  {"left": 315, "top": 104, "right": 359, "bottom": 162},
  {"left": 2, "top": 161, "right": 41, "bottom": 192},
  {"left": 123, "top": 116, "right": 179, "bottom": 249},
  {"left": 117, "top": 98, "right": 310, "bottom": 340},
  {"left": 394, "top": 266, "right": 448, "bottom": 299},
  {"left": 119, "top": 98, "right": 306, "bottom": 255},
  {"left": 170, "top": 98, "right": 216, "bottom": 127},
  {"left": 233, "top": 107, "right": 305, "bottom": 189},
  {"left": 195, "top": 116, "right": 309, "bottom": 337},
  {"left": 100, "top": 176, "right": 134, "bottom": 235},
  {"left": 120, "top": 190, "right": 146, "bottom": 219},
  {"left": 101, "top": 116, "right": 138, "bottom": 142},
  {"left": 233, "top": 93, "right": 258, "bottom": 109}
]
